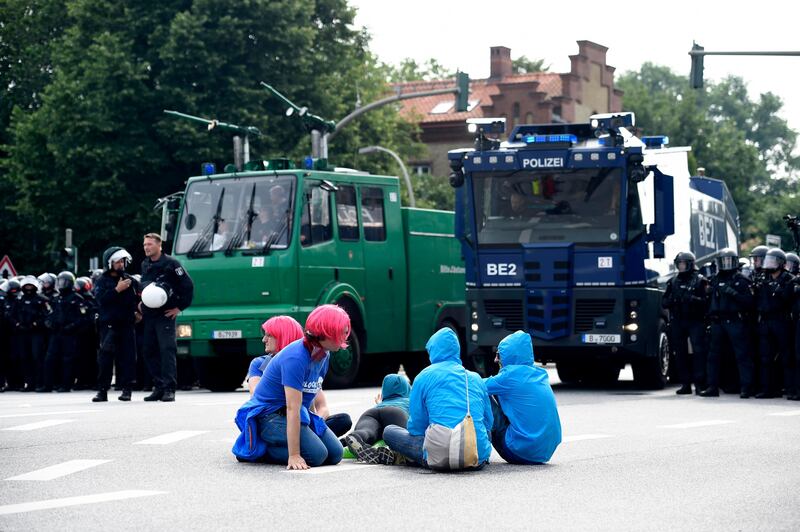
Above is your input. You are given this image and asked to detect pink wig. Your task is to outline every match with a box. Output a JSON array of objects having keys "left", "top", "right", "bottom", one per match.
[
  {"left": 305, "top": 304, "right": 351, "bottom": 349},
  {"left": 261, "top": 316, "right": 304, "bottom": 352}
]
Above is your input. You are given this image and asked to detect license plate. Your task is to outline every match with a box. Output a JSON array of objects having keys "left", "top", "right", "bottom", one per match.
[
  {"left": 581, "top": 334, "right": 621, "bottom": 344},
  {"left": 212, "top": 330, "right": 242, "bottom": 339}
]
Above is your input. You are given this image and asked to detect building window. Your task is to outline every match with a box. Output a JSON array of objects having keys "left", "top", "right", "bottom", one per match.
[
  {"left": 552, "top": 105, "right": 563, "bottom": 123},
  {"left": 412, "top": 164, "right": 432, "bottom": 176},
  {"left": 430, "top": 101, "right": 454, "bottom": 114},
  {"left": 525, "top": 112, "right": 533, "bottom": 124},
  {"left": 512, "top": 103, "right": 520, "bottom": 126}
]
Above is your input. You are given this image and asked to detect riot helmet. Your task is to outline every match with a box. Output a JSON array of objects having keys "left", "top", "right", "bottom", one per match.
[
  {"left": 763, "top": 248, "right": 787, "bottom": 273},
  {"left": 75, "top": 277, "right": 93, "bottom": 295},
  {"left": 5, "top": 279, "right": 21, "bottom": 296},
  {"left": 56, "top": 271, "right": 75, "bottom": 293},
  {"left": 674, "top": 251, "right": 696, "bottom": 273},
  {"left": 37, "top": 273, "right": 57, "bottom": 292},
  {"left": 142, "top": 282, "right": 171, "bottom": 309},
  {"left": 748, "top": 245, "right": 769, "bottom": 270},
  {"left": 20, "top": 275, "right": 40, "bottom": 295},
  {"left": 784, "top": 253, "right": 800, "bottom": 275},
  {"left": 90, "top": 269, "right": 104, "bottom": 283},
  {"left": 717, "top": 248, "right": 739, "bottom": 272},
  {"left": 103, "top": 246, "right": 132, "bottom": 271}
]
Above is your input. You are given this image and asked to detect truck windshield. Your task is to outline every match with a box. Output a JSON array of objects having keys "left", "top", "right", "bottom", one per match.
[
  {"left": 174, "top": 175, "right": 295, "bottom": 255},
  {"left": 472, "top": 168, "right": 623, "bottom": 245}
]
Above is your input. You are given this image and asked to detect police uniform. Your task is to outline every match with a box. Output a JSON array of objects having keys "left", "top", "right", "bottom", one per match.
[
  {"left": 703, "top": 270, "right": 755, "bottom": 396},
  {"left": 45, "top": 291, "right": 90, "bottom": 391},
  {"left": 141, "top": 253, "right": 193, "bottom": 398},
  {"left": 662, "top": 270, "right": 709, "bottom": 393},
  {"left": 94, "top": 271, "right": 140, "bottom": 397},
  {"left": 9, "top": 289, "right": 50, "bottom": 391},
  {"left": 755, "top": 270, "right": 796, "bottom": 398},
  {"left": 74, "top": 289, "right": 99, "bottom": 390}
]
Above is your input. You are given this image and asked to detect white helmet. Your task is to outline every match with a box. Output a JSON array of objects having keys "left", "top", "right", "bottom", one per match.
[
  {"left": 20, "top": 275, "right": 41, "bottom": 292},
  {"left": 142, "top": 283, "right": 169, "bottom": 309}
]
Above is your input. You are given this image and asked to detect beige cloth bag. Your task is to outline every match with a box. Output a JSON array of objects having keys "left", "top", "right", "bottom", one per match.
[{"left": 423, "top": 370, "right": 480, "bottom": 470}]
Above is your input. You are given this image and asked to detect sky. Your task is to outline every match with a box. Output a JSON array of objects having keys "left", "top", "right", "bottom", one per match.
[{"left": 350, "top": 0, "right": 800, "bottom": 135}]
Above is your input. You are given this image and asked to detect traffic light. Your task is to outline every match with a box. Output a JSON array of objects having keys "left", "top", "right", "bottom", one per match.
[
  {"left": 690, "top": 42, "right": 704, "bottom": 89},
  {"left": 455, "top": 72, "right": 470, "bottom": 112},
  {"left": 63, "top": 246, "right": 77, "bottom": 273}
]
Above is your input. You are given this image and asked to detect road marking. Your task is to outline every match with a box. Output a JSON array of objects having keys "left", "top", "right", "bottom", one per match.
[
  {"left": 0, "top": 409, "right": 99, "bottom": 419},
  {"left": 6, "top": 460, "right": 111, "bottom": 481},
  {"left": 0, "top": 490, "right": 166, "bottom": 515},
  {"left": 284, "top": 463, "right": 378, "bottom": 475},
  {"left": 768, "top": 410, "right": 800, "bottom": 417},
  {"left": 134, "top": 430, "right": 208, "bottom": 445},
  {"left": 658, "top": 420, "right": 734, "bottom": 429},
  {"left": 562, "top": 434, "right": 613, "bottom": 443},
  {"left": 2, "top": 419, "right": 74, "bottom": 431}
]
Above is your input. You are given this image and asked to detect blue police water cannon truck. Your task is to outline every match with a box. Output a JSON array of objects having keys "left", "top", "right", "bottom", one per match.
[{"left": 448, "top": 112, "right": 740, "bottom": 388}]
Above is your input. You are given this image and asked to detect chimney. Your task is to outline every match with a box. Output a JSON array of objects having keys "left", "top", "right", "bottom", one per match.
[{"left": 490, "top": 46, "right": 512, "bottom": 79}]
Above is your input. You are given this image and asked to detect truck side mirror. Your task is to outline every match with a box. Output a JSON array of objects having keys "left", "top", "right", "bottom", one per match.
[{"left": 645, "top": 166, "right": 674, "bottom": 259}]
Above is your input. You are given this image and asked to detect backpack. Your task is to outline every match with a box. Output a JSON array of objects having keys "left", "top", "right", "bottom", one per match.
[{"left": 422, "top": 369, "right": 480, "bottom": 470}]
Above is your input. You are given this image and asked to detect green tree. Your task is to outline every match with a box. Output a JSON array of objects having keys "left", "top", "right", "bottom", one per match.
[
  {"left": 512, "top": 55, "right": 549, "bottom": 74},
  {"left": 617, "top": 63, "right": 799, "bottom": 249},
  {"left": 2, "top": 0, "right": 421, "bottom": 272},
  {"left": 384, "top": 57, "right": 454, "bottom": 83}
]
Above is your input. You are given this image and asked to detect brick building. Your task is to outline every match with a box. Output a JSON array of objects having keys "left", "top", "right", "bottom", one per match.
[{"left": 396, "top": 41, "right": 623, "bottom": 177}]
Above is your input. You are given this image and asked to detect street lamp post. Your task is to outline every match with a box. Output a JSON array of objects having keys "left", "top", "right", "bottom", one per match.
[{"left": 358, "top": 146, "right": 415, "bottom": 208}]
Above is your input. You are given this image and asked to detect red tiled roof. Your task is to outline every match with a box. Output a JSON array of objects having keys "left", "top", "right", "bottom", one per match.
[{"left": 394, "top": 72, "right": 563, "bottom": 124}]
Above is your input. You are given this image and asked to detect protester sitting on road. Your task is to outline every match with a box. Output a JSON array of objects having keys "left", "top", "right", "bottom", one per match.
[
  {"left": 232, "top": 304, "right": 350, "bottom": 469},
  {"left": 344, "top": 373, "right": 411, "bottom": 463},
  {"left": 484, "top": 330, "right": 561, "bottom": 464},
  {"left": 247, "top": 316, "right": 304, "bottom": 394},
  {"left": 380, "top": 327, "right": 493, "bottom": 469},
  {"left": 246, "top": 314, "right": 352, "bottom": 437}
]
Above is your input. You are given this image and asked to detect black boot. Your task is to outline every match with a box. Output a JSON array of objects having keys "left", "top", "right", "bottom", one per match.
[
  {"left": 675, "top": 385, "right": 693, "bottom": 395},
  {"left": 160, "top": 390, "right": 175, "bottom": 402},
  {"left": 143, "top": 389, "right": 164, "bottom": 402},
  {"left": 92, "top": 390, "right": 108, "bottom": 402},
  {"left": 118, "top": 389, "right": 132, "bottom": 401},
  {"left": 699, "top": 387, "right": 719, "bottom": 397},
  {"left": 755, "top": 391, "right": 773, "bottom": 399}
]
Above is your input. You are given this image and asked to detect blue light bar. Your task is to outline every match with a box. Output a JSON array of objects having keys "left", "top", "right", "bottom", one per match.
[
  {"left": 642, "top": 135, "right": 669, "bottom": 148},
  {"left": 201, "top": 162, "right": 216, "bottom": 175},
  {"left": 523, "top": 134, "right": 577, "bottom": 145}
]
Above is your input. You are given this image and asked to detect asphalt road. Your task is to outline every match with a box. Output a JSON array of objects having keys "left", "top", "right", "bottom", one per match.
[{"left": 1, "top": 366, "right": 798, "bottom": 531}]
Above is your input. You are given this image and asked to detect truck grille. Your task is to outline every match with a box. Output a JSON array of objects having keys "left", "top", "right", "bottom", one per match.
[
  {"left": 484, "top": 299, "right": 524, "bottom": 330},
  {"left": 574, "top": 299, "right": 616, "bottom": 332}
]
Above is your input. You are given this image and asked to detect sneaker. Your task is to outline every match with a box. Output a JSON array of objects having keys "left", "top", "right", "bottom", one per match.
[
  {"left": 344, "top": 434, "right": 369, "bottom": 458},
  {"left": 143, "top": 389, "right": 164, "bottom": 402},
  {"left": 92, "top": 390, "right": 108, "bottom": 402},
  {"left": 358, "top": 446, "right": 398, "bottom": 465},
  {"left": 118, "top": 389, "right": 132, "bottom": 401}
]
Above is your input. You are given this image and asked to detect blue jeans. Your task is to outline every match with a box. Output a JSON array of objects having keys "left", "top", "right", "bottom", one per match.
[
  {"left": 383, "top": 424, "right": 425, "bottom": 465},
  {"left": 257, "top": 412, "right": 343, "bottom": 466},
  {"left": 491, "top": 396, "right": 535, "bottom": 465}
]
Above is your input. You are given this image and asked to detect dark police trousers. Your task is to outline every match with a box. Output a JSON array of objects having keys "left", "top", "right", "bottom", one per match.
[
  {"left": 670, "top": 317, "right": 707, "bottom": 388},
  {"left": 759, "top": 319, "right": 795, "bottom": 396},
  {"left": 45, "top": 334, "right": 78, "bottom": 390},
  {"left": 143, "top": 314, "right": 177, "bottom": 392},
  {"left": 97, "top": 324, "right": 136, "bottom": 392},
  {"left": 11, "top": 331, "right": 45, "bottom": 389},
  {"left": 707, "top": 318, "right": 754, "bottom": 393}
]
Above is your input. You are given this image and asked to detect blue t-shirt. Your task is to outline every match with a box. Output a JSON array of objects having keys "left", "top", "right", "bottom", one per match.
[
  {"left": 251, "top": 339, "right": 329, "bottom": 418},
  {"left": 247, "top": 354, "right": 273, "bottom": 379}
]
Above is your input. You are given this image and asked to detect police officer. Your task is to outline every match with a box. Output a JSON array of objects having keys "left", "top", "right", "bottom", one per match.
[
  {"left": 9, "top": 277, "right": 50, "bottom": 392},
  {"left": 749, "top": 245, "right": 769, "bottom": 281},
  {"left": 38, "top": 273, "right": 57, "bottom": 300},
  {"left": 92, "top": 247, "right": 140, "bottom": 402},
  {"left": 0, "top": 280, "right": 19, "bottom": 392},
  {"left": 701, "top": 248, "right": 755, "bottom": 398},
  {"left": 754, "top": 249, "right": 795, "bottom": 398},
  {"left": 785, "top": 253, "right": 800, "bottom": 276},
  {"left": 44, "top": 272, "right": 90, "bottom": 392},
  {"left": 141, "top": 233, "right": 193, "bottom": 402},
  {"left": 662, "top": 252, "right": 709, "bottom": 394}
]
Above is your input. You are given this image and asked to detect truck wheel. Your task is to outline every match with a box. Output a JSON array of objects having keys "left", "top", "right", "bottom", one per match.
[
  {"left": 193, "top": 357, "right": 248, "bottom": 392},
  {"left": 633, "top": 320, "right": 669, "bottom": 390},
  {"left": 556, "top": 361, "right": 584, "bottom": 385},
  {"left": 324, "top": 328, "right": 361, "bottom": 389},
  {"left": 401, "top": 352, "right": 429, "bottom": 383}
]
